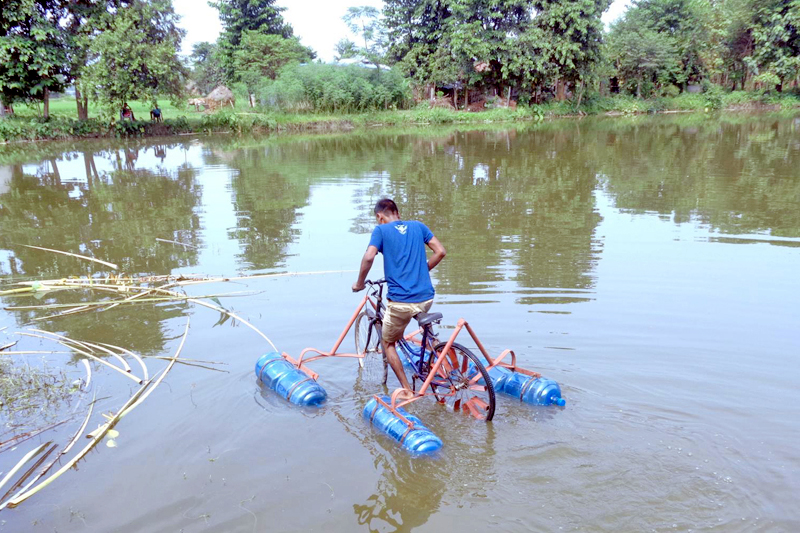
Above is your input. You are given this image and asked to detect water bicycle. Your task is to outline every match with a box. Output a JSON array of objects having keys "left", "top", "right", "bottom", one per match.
[{"left": 255, "top": 279, "right": 565, "bottom": 453}]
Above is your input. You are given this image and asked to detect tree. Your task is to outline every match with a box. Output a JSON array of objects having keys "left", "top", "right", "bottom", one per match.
[
  {"left": 608, "top": 21, "right": 681, "bottom": 96},
  {"left": 210, "top": 0, "right": 295, "bottom": 80},
  {"left": 232, "top": 30, "right": 314, "bottom": 106},
  {"left": 334, "top": 38, "right": 359, "bottom": 61},
  {"left": 619, "top": 0, "right": 710, "bottom": 90},
  {"left": 521, "top": 0, "right": 611, "bottom": 101},
  {"left": 83, "top": 0, "right": 187, "bottom": 113},
  {"left": 748, "top": 0, "right": 800, "bottom": 91},
  {"left": 0, "top": 0, "right": 69, "bottom": 118},
  {"left": 342, "top": 6, "right": 387, "bottom": 67},
  {"left": 191, "top": 41, "right": 225, "bottom": 94},
  {"left": 384, "top": 0, "right": 610, "bottom": 104}
]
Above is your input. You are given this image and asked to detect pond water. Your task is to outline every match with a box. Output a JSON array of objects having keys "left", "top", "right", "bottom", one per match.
[{"left": 0, "top": 113, "right": 798, "bottom": 532}]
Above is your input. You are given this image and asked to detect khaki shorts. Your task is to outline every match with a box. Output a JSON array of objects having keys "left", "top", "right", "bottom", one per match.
[{"left": 382, "top": 299, "right": 434, "bottom": 343}]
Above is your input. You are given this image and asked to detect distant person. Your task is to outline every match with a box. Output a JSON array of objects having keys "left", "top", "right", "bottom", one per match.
[
  {"left": 352, "top": 198, "right": 446, "bottom": 392},
  {"left": 121, "top": 103, "right": 135, "bottom": 121},
  {"left": 150, "top": 104, "right": 162, "bottom": 122}
]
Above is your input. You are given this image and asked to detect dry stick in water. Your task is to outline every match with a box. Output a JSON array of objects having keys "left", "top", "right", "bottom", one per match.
[
  {"left": 22, "top": 327, "right": 130, "bottom": 377},
  {"left": 19, "top": 245, "right": 118, "bottom": 270},
  {"left": 0, "top": 444, "right": 58, "bottom": 506},
  {"left": 97, "top": 342, "right": 148, "bottom": 382},
  {"left": 0, "top": 420, "right": 70, "bottom": 454},
  {"left": 81, "top": 359, "right": 92, "bottom": 391},
  {"left": 75, "top": 341, "right": 131, "bottom": 374},
  {"left": 14, "top": 332, "right": 141, "bottom": 385},
  {"left": 0, "top": 442, "right": 52, "bottom": 494},
  {"left": 0, "top": 394, "right": 98, "bottom": 511},
  {"left": 5, "top": 319, "right": 188, "bottom": 509},
  {"left": 117, "top": 318, "right": 190, "bottom": 419},
  {"left": 156, "top": 238, "right": 197, "bottom": 249},
  {"left": 6, "top": 383, "right": 149, "bottom": 507}
]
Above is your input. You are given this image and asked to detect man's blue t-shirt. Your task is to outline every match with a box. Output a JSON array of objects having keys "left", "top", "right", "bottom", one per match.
[{"left": 369, "top": 220, "right": 435, "bottom": 303}]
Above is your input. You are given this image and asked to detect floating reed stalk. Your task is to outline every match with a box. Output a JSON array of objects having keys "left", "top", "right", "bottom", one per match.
[
  {"left": 19, "top": 245, "right": 118, "bottom": 270},
  {"left": 0, "top": 442, "right": 52, "bottom": 494}
]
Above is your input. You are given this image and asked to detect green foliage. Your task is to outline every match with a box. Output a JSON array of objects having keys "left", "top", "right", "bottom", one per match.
[
  {"left": 342, "top": 6, "right": 387, "bottom": 66},
  {"left": 83, "top": 0, "right": 187, "bottom": 113},
  {"left": 334, "top": 39, "right": 359, "bottom": 61},
  {"left": 190, "top": 42, "right": 225, "bottom": 95},
  {"left": 748, "top": 0, "right": 800, "bottom": 89},
  {"left": 259, "top": 63, "right": 411, "bottom": 113},
  {"left": 608, "top": 20, "right": 682, "bottom": 97},
  {"left": 211, "top": 0, "right": 296, "bottom": 80},
  {"left": 0, "top": 0, "right": 69, "bottom": 108},
  {"left": 232, "top": 31, "right": 314, "bottom": 98}
]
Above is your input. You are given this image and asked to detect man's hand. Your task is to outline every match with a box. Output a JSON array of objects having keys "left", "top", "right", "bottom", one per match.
[{"left": 354, "top": 245, "right": 378, "bottom": 293}]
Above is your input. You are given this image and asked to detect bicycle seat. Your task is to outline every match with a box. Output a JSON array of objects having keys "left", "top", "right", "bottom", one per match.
[{"left": 415, "top": 312, "right": 442, "bottom": 327}]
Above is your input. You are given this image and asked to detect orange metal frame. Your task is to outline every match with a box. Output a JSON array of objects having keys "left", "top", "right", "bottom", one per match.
[{"left": 281, "top": 290, "right": 543, "bottom": 422}]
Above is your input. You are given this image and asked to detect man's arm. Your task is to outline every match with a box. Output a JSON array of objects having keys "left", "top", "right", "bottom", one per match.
[
  {"left": 426, "top": 236, "right": 446, "bottom": 271},
  {"left": 352, "top": 245, "right": 379, "bottom": 292}
]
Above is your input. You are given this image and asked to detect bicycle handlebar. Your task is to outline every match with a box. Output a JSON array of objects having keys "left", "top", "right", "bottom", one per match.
[{"left": 365, "top": 278, "right": 386, "bottom": 286}]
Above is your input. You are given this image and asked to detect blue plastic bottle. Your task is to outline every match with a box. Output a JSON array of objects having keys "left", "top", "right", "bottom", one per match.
[
  {"left": 501, "top": 372, "right": 566, "bottom": 406},
  {"left": 255, "top": 352, "right": 327, "bottom": 406},
  {"left": 363, "top": 396, "right": 443, "bottom": 454},
  {"left": 471, "top": 365, "right": 566, "bottom": 407}
]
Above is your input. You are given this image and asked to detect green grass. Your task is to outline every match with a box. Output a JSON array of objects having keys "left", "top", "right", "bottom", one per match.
[
  {"left": 13, "top": 96, "right": 188, "bottom": 120},
  {"left": 2, "top": 91, "right": 799, "bottom": 143}
]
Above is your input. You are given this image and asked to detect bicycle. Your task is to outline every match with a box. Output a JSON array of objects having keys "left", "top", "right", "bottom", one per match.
[
  {"left": 353, "top": 279, "right": 496, "bottom": 421},
  {"left": 273, "top": 279, "right": 559, "bottom": 441}
]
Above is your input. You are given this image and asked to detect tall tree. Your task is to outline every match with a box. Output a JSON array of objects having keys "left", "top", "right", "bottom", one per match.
[
  {"left": 620, "top": 0, "right": 709, "bottom": 90},
  {"left": 83, "top": 0, "right": 187, "bottom": 114},
  {"left": 191, "top": 41, "right": 225, "bottom": 94},
  {"left": 748, "top": 0, "right": 800, "bottom": 91},
  {"left": 0, "top": 0, "right": 69, "bottom": 118},
  {"left": 342, "top": 5, "right": 387, "bottom": 67},
  {"left": 232, "top": 30, "right": 314, "bottom": 106},
  {"left": 210, "top": 0, "right": 295, "bottom": 80},
  {"left": 526, "top": 0, "right": 611, "bottom": 100},
  {"left": 608, "top": 20, "right": 681, "bottom": 96},
  {"left": 334, "top": 38, "right": 359, "bottom": 61}
]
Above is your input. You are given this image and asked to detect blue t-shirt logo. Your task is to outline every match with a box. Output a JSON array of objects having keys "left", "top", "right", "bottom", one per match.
[{"left": 369, "top": 220, "right": 435, "bottom": 303}]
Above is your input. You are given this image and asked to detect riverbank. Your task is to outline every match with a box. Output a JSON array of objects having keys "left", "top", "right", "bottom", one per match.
[{"left": 2, "top": 92, "right": 799, "bottom": 143}]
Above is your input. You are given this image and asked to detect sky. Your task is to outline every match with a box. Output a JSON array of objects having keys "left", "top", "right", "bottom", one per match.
[{"left": 174, "top": 0, "right": 632, "bottom": 62}]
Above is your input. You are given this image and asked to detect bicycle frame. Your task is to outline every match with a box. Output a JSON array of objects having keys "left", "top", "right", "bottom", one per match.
[{"left": 280, "top": 280, "right": 547, "bottom": 422}]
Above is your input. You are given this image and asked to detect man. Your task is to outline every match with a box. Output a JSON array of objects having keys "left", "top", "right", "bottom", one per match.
[
  {"left": 352, "top": 198, "right": 446, "bottom": 391},
  {"left": 150, "top": 103, "right": 162, "bottom": 123}
]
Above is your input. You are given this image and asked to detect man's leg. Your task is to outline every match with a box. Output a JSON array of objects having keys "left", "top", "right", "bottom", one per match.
[{"left": 383, "top": 339, "right": 411, "bottom": 390}]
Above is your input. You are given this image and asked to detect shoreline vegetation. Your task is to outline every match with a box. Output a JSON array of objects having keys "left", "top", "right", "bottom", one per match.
[{"left": 2, "top": 92, "right": 800, "bottom": 144}]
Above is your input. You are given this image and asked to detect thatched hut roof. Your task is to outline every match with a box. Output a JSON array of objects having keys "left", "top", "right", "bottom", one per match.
[{"left": 206, "top": 85, "right": 234, "bottom": 101}]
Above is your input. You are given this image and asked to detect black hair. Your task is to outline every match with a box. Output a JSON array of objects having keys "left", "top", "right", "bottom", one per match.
[{"left": 374, "top": 198, "right": 399, "bottom": 216}]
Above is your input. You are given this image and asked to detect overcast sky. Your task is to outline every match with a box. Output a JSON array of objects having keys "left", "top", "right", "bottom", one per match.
[{"left": 174, "top": 0, "right": 632, "bottom": 62}]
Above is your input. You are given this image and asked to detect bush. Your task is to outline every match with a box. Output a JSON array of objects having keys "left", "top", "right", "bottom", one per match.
[{"left": 257, "top": 63, "right": 411, "bottom": 114}]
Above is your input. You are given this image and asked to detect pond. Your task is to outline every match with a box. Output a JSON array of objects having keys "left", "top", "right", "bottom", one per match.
[{"left": 1, "top": 113, "right": 799, "bottom": 532}]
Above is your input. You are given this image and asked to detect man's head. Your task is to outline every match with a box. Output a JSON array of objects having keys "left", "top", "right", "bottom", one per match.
[{"left": 374, "top": 198, "right": 400, "bottom": 224}]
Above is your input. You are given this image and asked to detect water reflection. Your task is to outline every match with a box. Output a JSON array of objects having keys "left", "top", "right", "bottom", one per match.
[
  {"left": 0, "top": 144, "right": 202, "bottom": 278},
  {"left": 597, "top": 115, "right": 800, "bottom": 237},
  {"left": 0, "top": 141, "right": 202, "bottom": 355}
]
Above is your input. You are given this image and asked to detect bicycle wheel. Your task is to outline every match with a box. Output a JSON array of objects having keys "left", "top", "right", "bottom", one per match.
[
  {"left": 430, "top": 342, "right": 495, "bottom": 421},
  {"left": 354, "top": 311, "right": 387, "bottom": 385}
]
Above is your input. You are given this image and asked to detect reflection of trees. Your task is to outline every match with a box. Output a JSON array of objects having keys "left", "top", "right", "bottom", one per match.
[
  {"left": 0, "top": 142, "right": 202, "bottom": 355},
  {"left": 214, "top": 135, "right": 414, "bottom": 270},
  {"left": 383, "top": 129, "right": 602, "bottom": 295},
  {"left": 0, "top": 158, "right": 201, "bottom": 277},
  {"left": 598, "top": 116, "right": 800, "bottom": 237}
]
